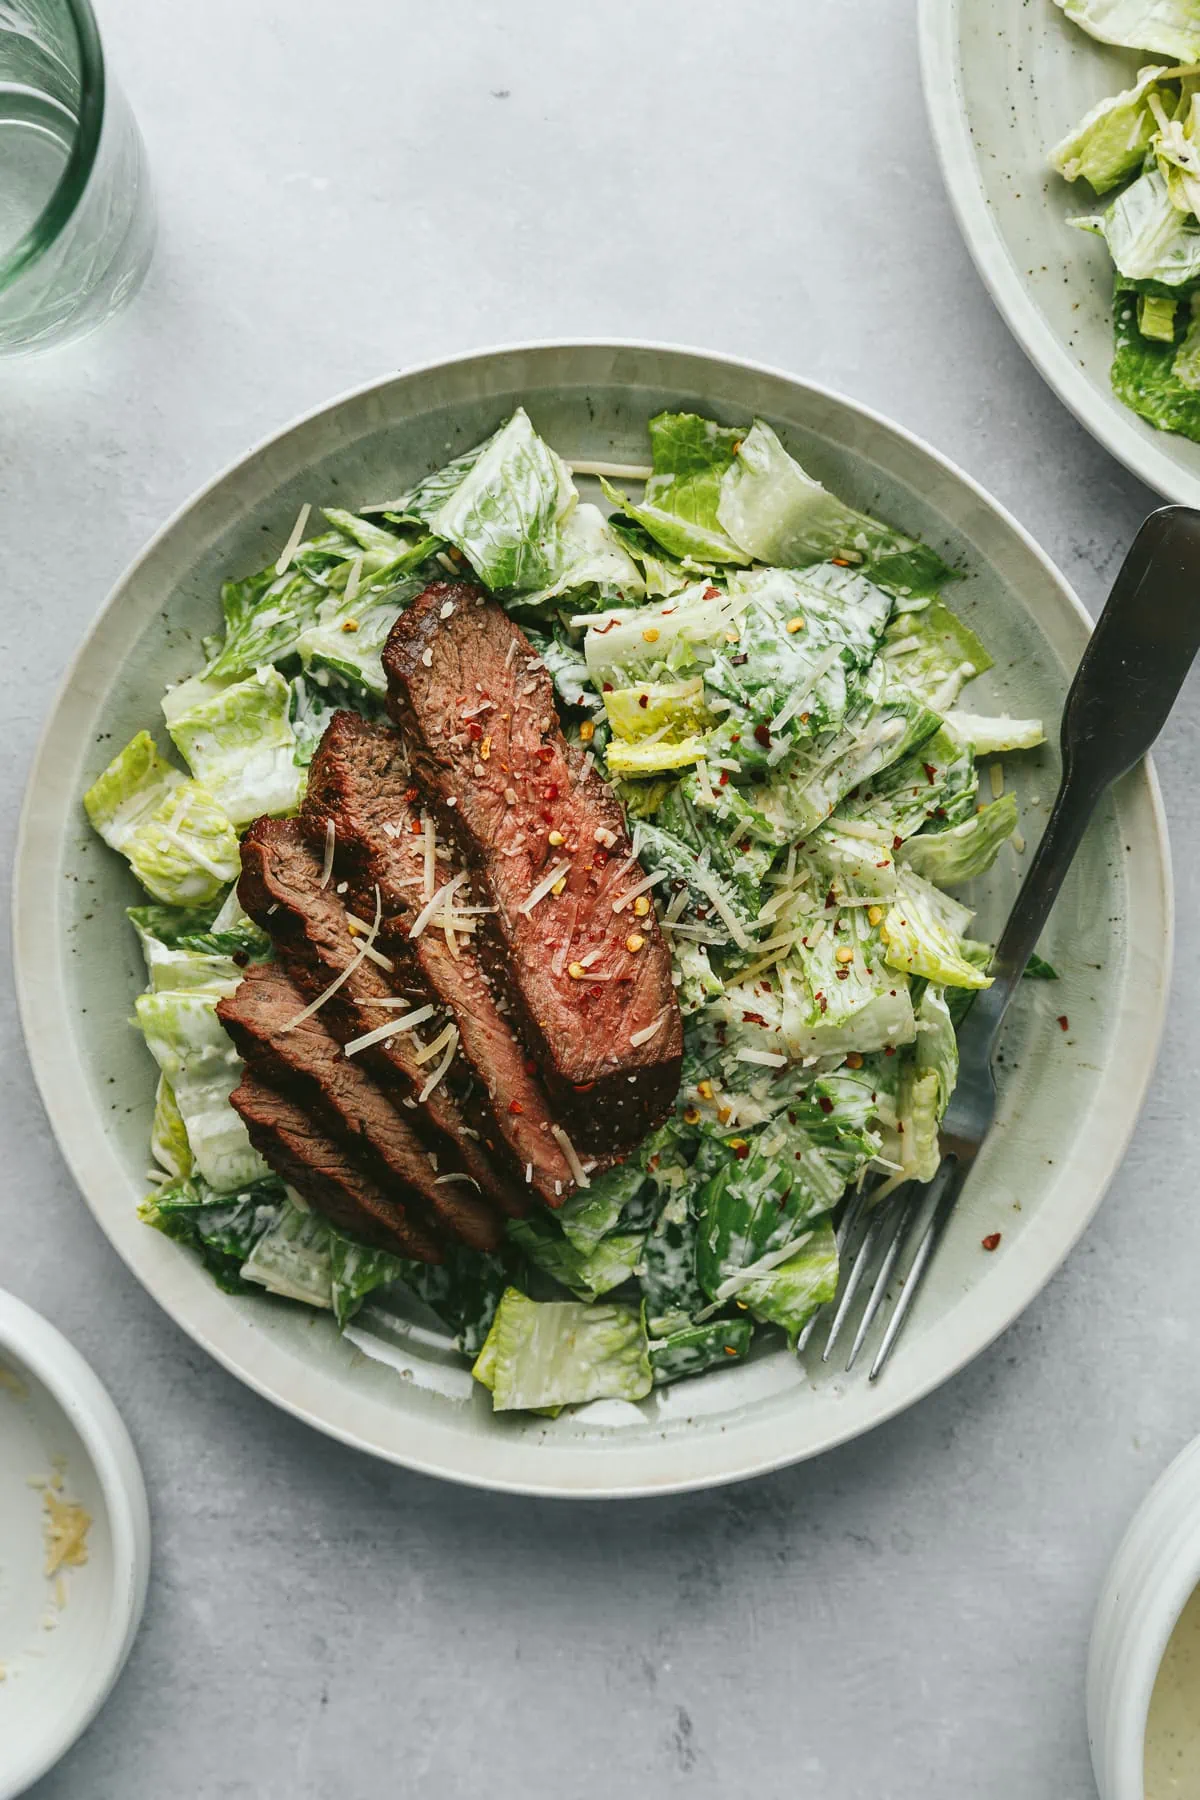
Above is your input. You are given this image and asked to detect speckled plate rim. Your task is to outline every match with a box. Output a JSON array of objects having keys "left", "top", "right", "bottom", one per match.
[
  {"left": 918, "top": 0, "right": 1200, "bottom": 507},
  {"left": 12, "top": 339, "right": 1173, "bottom": 1498},
  {"left": 0, "top": 1290, "right": 150, "bottom": 1799}
]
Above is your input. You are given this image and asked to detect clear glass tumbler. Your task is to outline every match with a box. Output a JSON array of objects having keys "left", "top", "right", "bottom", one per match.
[{"left": 0, "top": 0, "right": 154, "bottom": 354}]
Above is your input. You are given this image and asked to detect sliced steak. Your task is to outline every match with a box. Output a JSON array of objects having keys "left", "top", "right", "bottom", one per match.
[
  {"left": 301, "top": 710, "right": 578, "bottom": 1206},
  {"left": 218, "top": 961, "right": 504, "bottom": 1252},
  {"left": 383, "top": 582, "right": 683, "bottom": 1153},
  {"left": 229, "top": 1069, "right": 442, "bottom": 1263},
  {"left": 237, "top": 817, "right": 528, "bottom": 1220}
]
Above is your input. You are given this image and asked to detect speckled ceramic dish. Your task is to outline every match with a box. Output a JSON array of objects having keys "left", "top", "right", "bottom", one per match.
[
  {"left": 12, "top": 342, "right": 1172, "bottom": 1497},
  {"left": 920, "top": 0, "right": 1200, "bottom": 505},
  {"left": 0, "top": 1290, "right": 149, "bottom": 1798}
]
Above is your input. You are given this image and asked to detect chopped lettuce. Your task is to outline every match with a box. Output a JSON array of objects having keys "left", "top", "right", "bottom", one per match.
[
  {"left": 1078, "top": 167, "right": 1200, "bottom": 285},
  {"left": 150, "top": 1076, "right": 192, "bottom": 1179},
  {"left": 1050, "top": 65, "right": 1171, "bottom": 193},
  {"left": 164, "top": 667, "right": 302, "bottom": 825},
  {"left": 882, "top": 869, "right": 993, "bottom": 991},
  {"left": 472, "top": 1288, "right": 653, "bottom": 1410},
  {"left": 558, "top": 1161, "right": 648, "bottom": 1253},
  {"left": 393, "top": 408, "right": 575, "bottom": 592},
  {"left": 134, "top": 990, "right": 269, "bottom": 1191},
  {"left": 203, "top": 519, "right": 373, "bottom": 683},
  {"left": 507, "top": 1213, "right": 645, "bottom": 1301},
  {"left": 649, "top": 1317, "right": 754, "bottom": 1383},
  {"left": 899, "top": 792, "right": 1019, "bottom": 885},
  {"left": 392, "top": 1244, "right": 513, "bottom": 1355},
  {"left": 881, "top": 599, "right": 993, "bottom": 708},
  {"left": 513, "top": 502, "right": 646, "bottom": 608},
  {"left": 84, "top": 732, "right": 240, "bottom": 905},
  {"left": 296, "top": 571, "right": 429, "bottom": 696},
  {"left": 602, "top": 413, "right": 751, "bottom": 566},
  {"left": 140, "top": 1173, "right": 287, "bottom": 1293},
  {"left": 1111, "top": 280, "right": 1200, "bottom": 438},
  {"left": 944, "top": 712, "right": 1046, "bottom": 754},
  {"left": 1052, "top": 0, "right": 1200, "bottom": 60},
  {"left": 737, "top": 1217, "right": 839, "bottom": 1343},
  {"left": 695, "top": 1119, "right": 848, "bottom": 1302},
  {"left": 240, "top": 1203, "right": 335, "bottom": 1307}
]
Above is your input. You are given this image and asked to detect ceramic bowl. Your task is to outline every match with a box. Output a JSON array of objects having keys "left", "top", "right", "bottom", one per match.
[
  {"left": 0, "top": 1289, "right": 149, "bottom": 1798},
  {"left": 12, "top": 341, "right": 1172, "bottom": 1496}
]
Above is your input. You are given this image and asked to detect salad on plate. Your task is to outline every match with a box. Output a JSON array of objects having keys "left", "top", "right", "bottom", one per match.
[{"left": 82, "top": 406, "right": 1046, "bottom": 1417}]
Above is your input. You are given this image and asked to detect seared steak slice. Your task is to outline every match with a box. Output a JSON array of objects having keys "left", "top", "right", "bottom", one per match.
[
  {"left": 237, "top": 817, "right": 528, "bottom": 1219},
  {"left": 383, "top": 582, "right": 683, "bottom": 1153},
  {"left": 301, "top": 711, "right": 577, "bottom": 1206},
  {"left": 229, "top": 1069, "right": 442, "bottom": 1263},
  {"left": 218, "top": 961, "right": 504, "bottom": 1252}
]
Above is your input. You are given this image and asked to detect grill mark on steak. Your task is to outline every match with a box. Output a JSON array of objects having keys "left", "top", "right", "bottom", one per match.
[
  {"left": 383, "top": 581, "right": 683, "bottom": 1153},
  {"left": 300, "top": 710, "right": 579, "bottom": 1207},
  {"left": 237, "top": 817, "right": 528, "bottom": 1220},
  {"left": 229, "top": 1068, "right": 443, "bottom": 1263},
  {"left": 218, "top": 960, "right": 504, "bottom": 1252}
]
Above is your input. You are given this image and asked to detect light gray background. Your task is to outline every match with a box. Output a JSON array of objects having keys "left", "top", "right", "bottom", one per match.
[{"left": 2, "top": 3, "right": 1196, "bottom": 1796}]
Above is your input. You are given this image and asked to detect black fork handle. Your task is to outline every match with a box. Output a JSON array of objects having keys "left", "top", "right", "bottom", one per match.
[{"left": 968, "top": 505, "right": 1200, "bottom": 1045}]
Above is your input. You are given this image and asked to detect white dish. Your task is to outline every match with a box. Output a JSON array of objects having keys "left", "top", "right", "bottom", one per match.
[
  {"left": 1088, "top": 1433, "right": 1200, "bottom": 1799},
  {"left": 0, "top": 1290, "right": 149, "bottom": 1799},
  {"left": 13, "top": 340, "right": 1172, "bottom": 1497},
  {"left": 920, "top": 0, "right": 1200, "bottom": 505}
]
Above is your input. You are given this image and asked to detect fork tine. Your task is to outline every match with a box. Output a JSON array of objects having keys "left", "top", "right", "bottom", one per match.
[
  {"left": 844, "top": 1194, "right": 915, "bottom": 1372},
  {"left": 821, "top": 1187, "right": 904, "bottom": 1363},
  {"left": 868, "top": 1158, "right": 965, "bottom": 1382},
  {"left": 795, "top": 1183, "right": 872, "bottom": 1355}
]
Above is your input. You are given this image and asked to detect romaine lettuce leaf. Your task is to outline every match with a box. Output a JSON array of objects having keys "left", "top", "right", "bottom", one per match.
[
  {"left": 392, "top": 1243, "right": 514, "bottom": 1355},
  {"left": 882, "top": 869, "right": 992, "bottom": 990},
  {"left": 1052, "top": 0, "right": 1200, "bottom": 60},
  {"left": 880, "top": 599, "right": 993, "bottom": 708},
  {"left": 394, "top": 408, "right": 576, "bottom": 592},
  {"left": 607, "top": 514, "right": 709, "bottom": 596},
  {"left": 943, "top": 712, "right": 1045, "bottom": 754},
  {"left": 1078, "top": 166, "right": 1200, "bottom": 285},
  {"left": 558, "top": 1160, "right": 648, "bottom": 1253},
  {"left": 513, "top": 502, "right": 646, "bottom": 608},
  {"left": 737, "top": 1216, "right": 839, "bottom": 1343},
  {"left": 1111, "top": 279, "right": 1200, "bottom": 437},
  {"left": 203, "top": 521, "right": 367, "bottom": 682},
  {"left": 84, "top": 732, "right": 241, "bottom": 905},
  {"left": 1050, "top": 65, "right": 1171, "bottom": 193},
  {"left": 899, "top": 792, "right": 1018, "bottom": 885},
  {"left": 472, "top": 1288, "right": 653, "bottom": 1411},
  {"left": 164, "top": 666, "right": 302, "bottom": 825},
  {"left": 297, "top": 571, "right": 428, "bottom": 696},
  {"left": 506, "top": 1213, "right": 645, "bottom": 1301},
  {"left": 240, "top": 1203, "right": 335, "bottom": 1307},
  {"left": 135, "top": 990, "right": 269, "bottom": 1191},
  {"left": 649, "top": 1317, "right": 754, "bottom": 1384},
  {"left": 602, "top": 413, "right": 751, "bottom": 566},
  {"left": 836, "top": 725, "right": 979, "bottom": 843},
  {"left": 150, "top": 1076, "right": 192, "bottom": 1179},
  {"left": 140, "top": 1173, "right": 287, "bottom": 1293},
  {"left": 695, "top": 1117, "right": 847, "bottom": 1301}
]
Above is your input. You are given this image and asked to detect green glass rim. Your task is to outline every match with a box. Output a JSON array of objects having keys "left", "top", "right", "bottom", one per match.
[{"left": 0, "top": 0, "right": 106, "bottom": 291}]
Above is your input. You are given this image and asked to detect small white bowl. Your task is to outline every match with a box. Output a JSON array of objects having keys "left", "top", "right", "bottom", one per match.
[
  {"left": 1088, "top": 1434, "right": 1200, "bottom": 1799},
  {"left": 0, "top": 1289, "right": 150, "bottom": 1800}
]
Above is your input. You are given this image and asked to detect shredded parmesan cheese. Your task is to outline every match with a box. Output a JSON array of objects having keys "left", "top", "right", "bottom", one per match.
[
  {"left": 318, "top": 819, "right": 336, "bottom": 889},
  {"left": 630, "top": 1013, "right": 667, "bottom": 1047},
  {"left": 274, "top": 503, "right": 311, "bottom": 577},
  {"left": 611, "top": 869, "right": 668, "bottom": 912},
  {"left": 409, "top": 871, "right": 468, "bottom": 939},
  {"left": 344, "top": 554, "right": 363, "bottom": 607},
  {"left": 566, "top": 458, "right": 653, "bottom": 480},
  {"left": 550, "top": 1124, "right": 590, "bottom": 1189},
  {"left": 418, "top": 1028, "right": 459, "bottom": 1101},
  {"left": 343, "top": 1004, "right": 437, "bottom": 1057},
  {"left": 519, "top": 860, "right": 572, "bottom": 915},
  {"left": 735, "top": 1048, "right": 789, "bottom": 1067}
]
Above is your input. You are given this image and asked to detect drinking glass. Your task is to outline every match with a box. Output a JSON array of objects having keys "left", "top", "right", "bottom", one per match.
[{"left": 0, "top": 0, "right": 154, "bottom": 354}]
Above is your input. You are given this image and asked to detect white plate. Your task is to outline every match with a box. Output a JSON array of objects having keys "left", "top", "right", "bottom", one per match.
[
  {"left": 12, "top": 340, "right": 1172, "bottom": 1498},
  {"left": 0, "top": 1290, "right": 149, "bottom": 1799},
  {"left": 920, "top": 0, "right": 1200, "bottom": 504}
]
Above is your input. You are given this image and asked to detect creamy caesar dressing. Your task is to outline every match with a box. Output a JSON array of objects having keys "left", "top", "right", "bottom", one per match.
[{"left": 1145, "top": 1583, "right": 1200, "bottom": 1798}]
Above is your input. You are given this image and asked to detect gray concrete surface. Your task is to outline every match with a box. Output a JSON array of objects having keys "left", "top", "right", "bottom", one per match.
[{"left": 2, "top": 3, "right": 1196, "bottom": 1795}]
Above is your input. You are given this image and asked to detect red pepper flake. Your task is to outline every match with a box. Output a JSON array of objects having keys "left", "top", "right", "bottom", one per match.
[
  {"left": 594, "top": 617, "right": 618, "bottom": 635},
  {"left": 589, "top": 984, "right": 603, "bottom": 999},
  {"left": 835, "top": 968, "right": 850, "bottom": 980},
  {"left": 647, "top": 1154, "right": 661, "bottom": 1172},
  {"left": 884, "top": 1044, "right": 896, "bottom": 1056},
  {"left": 753, "top": 722, "right": 771, "bottom": 748},
  {"left": 719, "top": 770, "right": 729, "bottom": 786},
  {"left": 731, "top": 1140, "right": 751, "bottom": 1161},
  {"left": 1057, "top": 1015, "right": 1069, "bottom": 1032},
  {"left": 824, "top": 888, "right": 837, "bottom": 911},
  {"left": 638, "top": 693, "right": 649, "bottom": 709},
  {"left": 545, "top": 783, "right": 560, "bottom": 800},
  {"left": 523, "top": 1058, "right": 537, "bottom": 1075},
  {"left": 922, "top": 762, "right": 937, "bottom": 784},
  {"left": 831, "top": 557, "right": 851, "bottom": 567},
  {"left": 703, "top": 585, "right": 721, "bottom": 599},
  {"left": 742, "top": 1010, "right": 766, "bottom": 1025},
  {"left": 409, "top": 819, "right": 422, "bottom": 835},
  {"left": 723, "top": 1345, "right": 739, "bottom": 1356},
  {"left": 574, "top": 1082, "right": 595, "bottom": 1092},
  {"left": 466, "top": 720, "right": 483, "bottom": 741},
  {"left": 593, "top": 850, "right": 609, "bottom": 867},
  {"left": 536, "top": 746, "right": 554, "bottom": 763},
  {"left": 602, "top": 681, "right": 614, "bottom": 692},
  {"left": 892, "top": 835, "right": 903, "bottom": 851},
  {"left": 815, "top": 992, "right": 827, "bottom": 1014},
  {"left": 404, "top": 786, "right": 419, "bottom": 804},
  {"left": 730, "top": 653, "right": 748, "bottom": 667},
  {"left": 508, "top": 1100, "right": 524, "bottom": 1115},
  {"left": 540, "top": 808, "right": 554, "bottom": 824},
  {"left": 981, "top": 1232, "right": 1002, "bottom": 1252},
  {"left": 730, "top": 732, "right": 741, "bottom": 743},
  {"left": 818, "top": 1096, "right": 834, "bottom": 1114}
]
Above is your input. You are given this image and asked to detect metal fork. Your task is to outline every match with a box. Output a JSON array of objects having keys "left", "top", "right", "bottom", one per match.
[{"left": 798, "top": 505, "right": 1200, "bottom": 1381}]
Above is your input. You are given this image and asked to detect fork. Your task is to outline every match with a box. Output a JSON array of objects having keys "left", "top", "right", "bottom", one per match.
[{"left": 797, "top": 504, "right": 1200, "bottom": 1381}]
